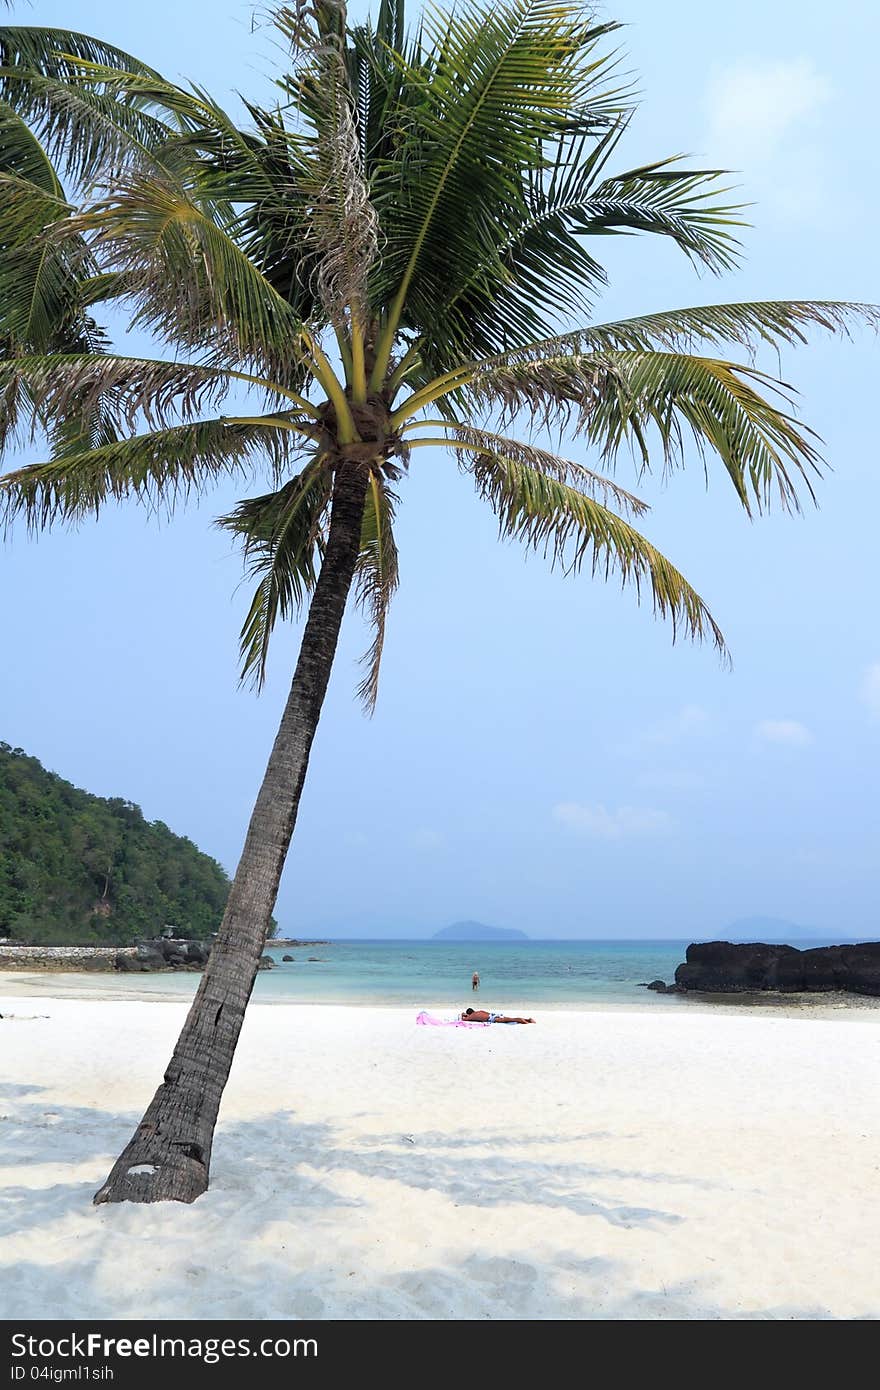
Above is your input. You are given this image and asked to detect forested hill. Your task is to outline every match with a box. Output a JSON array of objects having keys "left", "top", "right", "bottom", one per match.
[{"left": 0, "top": 743, "right": 231, "bottom": 944}]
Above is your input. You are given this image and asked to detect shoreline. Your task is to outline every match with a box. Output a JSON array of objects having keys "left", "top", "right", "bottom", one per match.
[
  {"left": 2, "top": 993, "right": 878, "bottom": 1319},
  {"left": 2, "top": 969, "right": 879, "bottom": 1019}
]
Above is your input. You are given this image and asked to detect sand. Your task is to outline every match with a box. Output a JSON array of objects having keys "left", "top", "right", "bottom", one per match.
[{"left": 1, "top": 991, "right": 879, "bottom": 1320}]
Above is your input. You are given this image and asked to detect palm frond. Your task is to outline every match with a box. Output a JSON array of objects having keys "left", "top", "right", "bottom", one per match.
[
  {"left": 0, "top": 206, "right": 94, "bottom": 353},
  {"left": 582, "top": 156, "right": 743, "bottom": 271},
  {"left": 468, "top": 448, "right": 727, "bottom": 656},
  {"left": 0, "top": 103, "right": 111, "bottom": 455},
  {"left": 78, "top": 171, "right": 315, "bottom": 381},
  {"left": 0, "top": 103, "right": 96, "bottom": 353},
  {"left": 354, "top": 471, "right": 399, "bottom": 711},
  {"left": 218, "top": 460, "right": 333, "bottom": 688},
  {"left": 429, "top": 422, "right": 649, "bottom": 516},
  {"left": 424, "top": 127, "right": 744, "bottom": 367},
  {"left": 0, "top": 351, "right": 315, "bottom": 442},
  {"left": 470, "top": 348, "right": 827, "bottom": 514},
  {"left": 370, "top": 0, "right": 625, "bottom": 368},
  {"left": 431, "top": 123, "right": 618, "bottom": 362},
  {"left": 0, "top": 26, "right": 162, "bottom": 83},
  {"left": 0, "top": 96, "right": 62, "bottom": 193},
  {"left": 206, "top": 101, "right": 321, "bottom": 323},
  {"left": 0, "top": 166, "right": 67, "bottom": 240},
  {"left": 0, "top": 416, "right": 300, "bottom": 530},
  {"left": 0, "top": 68, "right": 177, "bottom": 186},
  {"left": 496, "top": 299, "right": 880, "bottom": 360}
]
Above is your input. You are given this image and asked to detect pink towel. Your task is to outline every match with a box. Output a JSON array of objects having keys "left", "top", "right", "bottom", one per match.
[{"left": 416, "top": 1010, "right": 489, "bottom": 1027}]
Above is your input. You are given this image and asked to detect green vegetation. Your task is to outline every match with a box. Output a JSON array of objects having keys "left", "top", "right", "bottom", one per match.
[{"left": 0, "top": 742, "right": 231, "bottom": 943}]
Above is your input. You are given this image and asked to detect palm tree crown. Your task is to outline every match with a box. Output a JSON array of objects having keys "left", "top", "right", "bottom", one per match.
[{"left": 2, "top": 0, "right": 872, "bottom": 700}]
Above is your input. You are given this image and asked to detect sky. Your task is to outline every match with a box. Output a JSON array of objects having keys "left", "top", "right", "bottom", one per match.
[{"left": 1, "top": 1, "right": 878, "bottom": 940}]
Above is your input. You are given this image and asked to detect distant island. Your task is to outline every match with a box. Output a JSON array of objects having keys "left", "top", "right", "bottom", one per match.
[
  {"left": 0, "top": 742, "right": 266, "bottom": 945},
  {"left": 720, "top": 916, "right": 822, "bottom": 941},
  {"left": 432, "top": 920, "right": 529, "bottom": 941}
]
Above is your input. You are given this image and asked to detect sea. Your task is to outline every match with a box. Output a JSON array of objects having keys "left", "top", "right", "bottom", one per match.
[{"left": 6, "top": 937, "right": 875, "bottom": 1012}]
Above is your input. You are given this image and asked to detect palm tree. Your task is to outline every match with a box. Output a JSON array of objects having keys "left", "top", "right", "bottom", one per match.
[{"left": 0, "top": 0, "right": 874, "bottom": 1203}]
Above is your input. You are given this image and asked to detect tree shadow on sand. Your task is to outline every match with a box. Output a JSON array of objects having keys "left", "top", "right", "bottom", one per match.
[
  {"left": 356, "top": 1127, "right": 723, "bottom": 1190},
  {"left": 0, "top": 1092, "right": 868, "bottom": 1321}
]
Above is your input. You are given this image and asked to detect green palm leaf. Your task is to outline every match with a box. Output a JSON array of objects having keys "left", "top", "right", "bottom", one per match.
[
  {"left": 0, "top": 417, "right": 300, "bottom": 528},
  {"left": 354, "top": 472, "right": 400, "bottom": 711},
  {"left": 78, "top": 170, "right": 315, "bottom": 381},
  {"left": 0, "top": 352, "right": 317, "bottom": 442},
  {"left": 370, "top": 0, "right": 624, "bottom": 373},
  {"left": 408, "top": 421, "right": 649, "bottom": 515},
  {"left": 471, "top": 348, "right": 825, "bottom": 514},
  {"left": 0, "top": 68, "right": 177, "bottom": 185},
  {"left": 0, "top": 29, "right": 179, "bottom": 187},
  {"left": 424, "top": 129, "right": 744, "bottom": 367},
  {"left": 467, "top": 448, "right": 727, "bottom": 655},
  {"left": 495, "top": 299, "right": 880, "bottom": 360},
  {"left": 582, "top": 156, "right": 743, "bottom": 270},
  {"left": 218, "top": 462, "right": 333, "bottom": 689},
  {"left": 0, "top": 103, "right": 96, "bottom": 353},
  {"left": 0, "top": 26, "right": 162, "bottom": 83}
]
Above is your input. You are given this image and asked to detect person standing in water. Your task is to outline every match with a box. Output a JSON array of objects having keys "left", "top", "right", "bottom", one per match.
[{"left": 472, "top": 970, "right": 480, "bottom": 991}]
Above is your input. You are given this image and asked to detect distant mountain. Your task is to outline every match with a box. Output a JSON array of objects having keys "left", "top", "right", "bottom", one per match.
[
  {"left": 432, "top": 920, "right": 529, "bottom": 941},
  {"left": 718, "top": 916, "right": 821, "bottom": 942}
]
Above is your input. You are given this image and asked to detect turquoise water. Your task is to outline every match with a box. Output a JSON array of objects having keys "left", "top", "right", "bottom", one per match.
[
  {"left": 248, "top": 934, "right": 692, "bottom": 1011},
  {"left": 5, "top": 938, "right": 875, "bottom": 1011},
  {"left": 252, "top": 936, "right": 873, "bottom": 1010},
  {"left": 257, "top": 939, "right": 691, "bottom": 1008}
]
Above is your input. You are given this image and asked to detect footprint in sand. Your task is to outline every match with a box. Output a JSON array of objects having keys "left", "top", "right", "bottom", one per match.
[
  {"left": 470, "top": 1257, "right": 537, "bottom": 1287},
  {"left": 290, "top": 1293, "right": 325, "bottom": 1318}
]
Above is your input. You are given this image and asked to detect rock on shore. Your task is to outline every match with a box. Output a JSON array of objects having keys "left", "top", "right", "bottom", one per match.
[
  {"left": 0, "top": 938, "right": 276, "bottom": 973},
  {"left": 675, "top": 941, "right": 880, "bottom": 996}
]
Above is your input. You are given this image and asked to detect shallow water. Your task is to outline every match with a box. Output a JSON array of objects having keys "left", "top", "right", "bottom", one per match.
[{"left": 2, "top": 938, "right": 877, "bottom": 1017}]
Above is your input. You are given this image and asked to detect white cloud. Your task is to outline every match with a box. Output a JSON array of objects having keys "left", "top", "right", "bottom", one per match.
[
  {"left": 623, "top": 704, "right": 710, "bottom": 755},
  {"left": 553, "top": 801, "right": 672, "bottom": 840},
  {"left": 705, "top": 57, "right": 831, "bottom": 219},
  {"left": 860, "top": 663, "right": 880, "bottom": 720},
  {"left": 756, "top": 719, "right": 813, "bottom": 746},
  {"left": 411, "top": 828, "right": 444, "bottom": 850},
  {"left": 669, "top": 704, "right": 710, "bottom": 737},
  {"left": 706, "top": 57, "right": 831, "bottom": 164}
]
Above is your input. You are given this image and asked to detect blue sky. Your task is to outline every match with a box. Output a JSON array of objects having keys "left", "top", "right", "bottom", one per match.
[{"left": 2, "top": 1, "right": 878, "bottom": 939}]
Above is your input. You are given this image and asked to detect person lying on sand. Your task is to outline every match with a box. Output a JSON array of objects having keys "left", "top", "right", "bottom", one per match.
[{"left": 461, "top": 1008, "right": 535, "bottom": 1024}]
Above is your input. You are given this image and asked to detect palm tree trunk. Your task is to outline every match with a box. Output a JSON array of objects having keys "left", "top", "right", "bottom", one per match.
[{"left": 94, "top": 459, "right": 370, "bottom": 1204}]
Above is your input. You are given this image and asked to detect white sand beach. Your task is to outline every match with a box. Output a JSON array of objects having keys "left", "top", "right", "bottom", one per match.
[{"left": 2, "top": 991, "right": 879, "bottom": 1320}]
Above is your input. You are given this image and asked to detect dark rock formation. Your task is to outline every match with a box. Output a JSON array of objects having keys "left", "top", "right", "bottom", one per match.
[
  {"left": 115, "top": 953, "right": 148, "bottom": 972},
  {"left": 258, "top": 954, "right": 276, "bottom": 970},
  {"left": 135, "top": 938, "right": 212, "bottom": 970},
  {"left": 0, "top": 938, "right": 217, "bottom": 973},
  {"left": 675, "top": 941, "right": 880, "bottom": 996},
  {"left": 282, "top": 954, "right": 294, "bottom": 962},
  {"left": 76, "top": 953, "right": 114, "bottom": 972}
]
